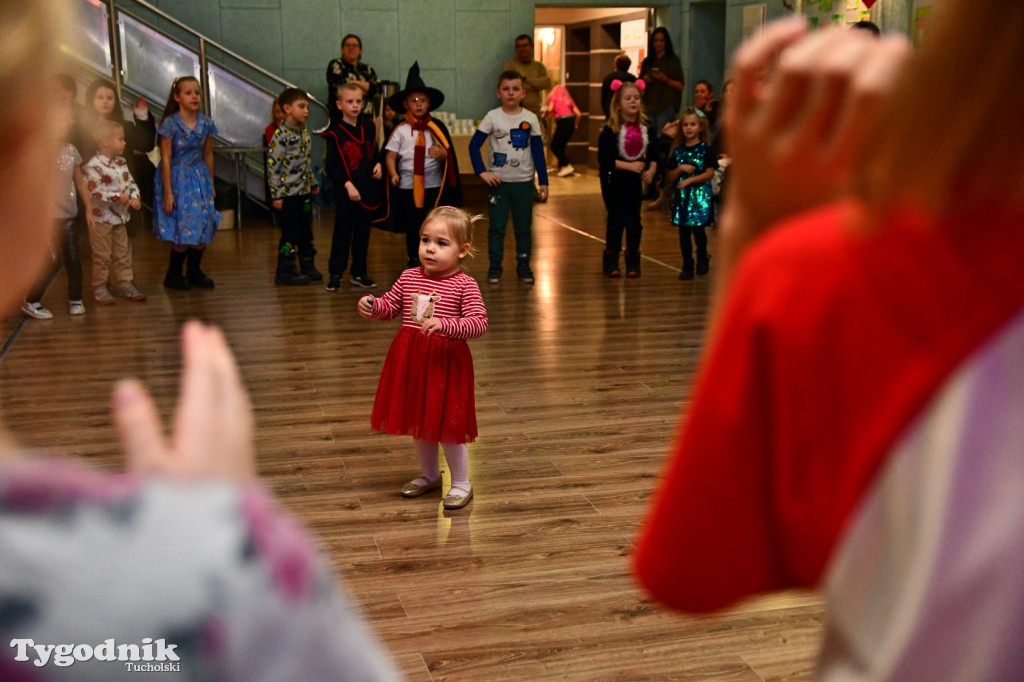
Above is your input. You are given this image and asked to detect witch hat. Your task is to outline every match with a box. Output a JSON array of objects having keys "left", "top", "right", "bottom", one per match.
[{"left": 388, "top": 61, "right": 445, "bottom": 114}]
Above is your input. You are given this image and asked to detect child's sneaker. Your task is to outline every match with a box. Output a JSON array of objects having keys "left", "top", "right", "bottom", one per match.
[
  {"left": 116, "top": 282, "right": 147, "bottom": 301},
  {"left": 516, "top": 254, "right": 534, "bottom": 284},
  {"left": 93, "top": 285, "right": 116, "bottom": 305},
  {"left": 21, "top": 301, "right": 53, "bottom": 320},
  {"left": 487, "top": 263, "right": 502, "bottom": 283},
  {"left": 68, "top": 300, "right": 86, "bottom": 316},
  {"left": 349, "top": 274, "right": 376, "bottom": 289},
  {"left": 325, "top": 275, "right": 342, "bottom": 292}
]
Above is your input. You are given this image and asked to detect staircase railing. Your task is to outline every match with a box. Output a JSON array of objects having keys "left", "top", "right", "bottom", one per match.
[{"left": 63, "top": 0, "right": 331, "bottom": 217}]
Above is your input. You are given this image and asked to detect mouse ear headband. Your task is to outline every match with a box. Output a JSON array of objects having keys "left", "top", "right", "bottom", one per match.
[{"left": 611, "top": 79, "right": 645, "bottom": 93}]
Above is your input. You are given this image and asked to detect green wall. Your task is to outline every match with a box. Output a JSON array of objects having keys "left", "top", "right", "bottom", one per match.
[{"left": 151, "top": 0, "right": 915, "bottom": 119}]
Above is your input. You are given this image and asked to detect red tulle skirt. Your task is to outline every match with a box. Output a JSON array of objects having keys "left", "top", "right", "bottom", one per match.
[{"left": 371, "top": 327, "right": 477, "bottom": 443}]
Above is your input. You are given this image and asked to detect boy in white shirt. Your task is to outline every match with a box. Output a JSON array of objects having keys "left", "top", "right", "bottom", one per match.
[
  {"left": 384, "top": 62, "right": 462, "bottom": 268},
  {"left": 468, "top": 71, "right": 548, "bottom": 284}
]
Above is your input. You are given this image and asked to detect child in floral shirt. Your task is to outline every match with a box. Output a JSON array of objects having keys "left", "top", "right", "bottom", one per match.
[{"left": 83, "top": 118, "right": 146, "bottom": 303}]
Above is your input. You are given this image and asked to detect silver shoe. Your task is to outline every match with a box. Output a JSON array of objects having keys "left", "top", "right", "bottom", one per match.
[
  {"left": 400, "top": 476, "right": 442, "bottom": 498},
  {"left": 116, "top": 282, "right": 147, "bottom": 301},
  {"left": 442, "top": 483, "right": 474, "bottom": 510}
]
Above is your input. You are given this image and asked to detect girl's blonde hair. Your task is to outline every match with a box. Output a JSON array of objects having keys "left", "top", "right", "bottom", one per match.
[
  {"left": 859, "top": 1, "right": 1024, "bottom": 213},
  {"left": 606, "top": 81, "right": 648, "bottom": 134},
  {"left": 421, "top": 206, "right": 481, "bottom": 255},
  {"left": 675, "top": 107, "right": 710, "bottom": 146}
]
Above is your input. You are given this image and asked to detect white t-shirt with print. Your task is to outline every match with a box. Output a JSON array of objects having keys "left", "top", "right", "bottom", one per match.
[{"left": 476, "top": 107, "right": 541, "bottom": 183}]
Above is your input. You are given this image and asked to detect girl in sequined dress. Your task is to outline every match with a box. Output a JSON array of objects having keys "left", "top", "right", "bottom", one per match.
[{"left": 666, "top": 108, "right": 718, "bottom": 279}]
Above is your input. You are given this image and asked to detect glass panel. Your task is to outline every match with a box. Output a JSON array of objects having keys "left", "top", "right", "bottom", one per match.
[
  {"left": 119, "top": 14, "right": 200, "bottom": 105},
  {"left": 208, "top": 62, "right": 274, "bottom": 147},
  {"left": 64, "top": 0, "right": 113, "bottom": 75}
]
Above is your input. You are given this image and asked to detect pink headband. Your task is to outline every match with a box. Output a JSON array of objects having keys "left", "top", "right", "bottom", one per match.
[{"left": 611, "top": 79, "right": 645, "bottom": 93}]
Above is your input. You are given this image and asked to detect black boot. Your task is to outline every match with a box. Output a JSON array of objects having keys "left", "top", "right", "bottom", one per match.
[
  {"left": 696, "top": 253, "right": 711, "bottom": 276},
  {"left": 679, "top": 257, "right": 695, "bottom": 280},
  {"left": 516, "top": 253, "right": 535, "bottom": 284},
  {"left": 603, "top": 249, "right": 621, "bottom": 277},
  {"left": 299, "top": 256, "right": 323, "bottom": 282},
  {"left": 625, "top": 250, "right": 641, "bottom": 278},
  {"left": 276, "top": 245, "right": 309, "bottom": 286},
  {"left": 186, "top": 248, "right": 214, "bottom": 289},
  {"left": 163, "top": 249, "right": 191, "bottom": 290}
]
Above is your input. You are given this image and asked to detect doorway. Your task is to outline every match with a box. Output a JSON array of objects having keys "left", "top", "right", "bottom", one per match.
[{"left": 534, "top": 6, "right": 651, "bottom": 170}]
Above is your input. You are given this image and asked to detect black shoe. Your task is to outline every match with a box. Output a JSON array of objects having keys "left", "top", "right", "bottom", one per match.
[
  {"left": 516, "top": 254, "right": 534, "bottom": 284},
  {"left": 325, "top": 275, "right": 342, "bottom": 292},
  {"left": 696, "top": 255, "right": 711, "bottom": 276},
  {"left": 350, "top": 274, "right": 376, "bottom": 289},
  {"left": 185, "top": 249, "right": 214, "bottom": 289},
  {"left": 163, "top": 272, "right": 192, "bottom": 290},
  {"left": 679, "top": 261, "right": 695, "bottom": 280},
  {"left": 275, "top": 269, "right": 310, "bottom": 286},
  {"left": 625, "top": 251, "right": 641, "bottom": 278},
  {"left": 487, "top": 262, "right": 502, "bottom": 283},
  {"left": 300, "top": 259, "right": 323, "bottom": 282},
  {"left": 603, "top": 249, "right": 621, "bottom": 277}
]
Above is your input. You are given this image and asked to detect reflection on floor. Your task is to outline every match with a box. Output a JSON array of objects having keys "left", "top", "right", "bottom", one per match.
[{"left": 0, "top": 181, "right": 822, "bottom": 681}]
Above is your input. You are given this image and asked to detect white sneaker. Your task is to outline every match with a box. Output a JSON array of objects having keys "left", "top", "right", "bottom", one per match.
[
  {"left": 557, "top": 164, "right": 575, "bottom": 177},
  {"left": 69, "top": 300, "right": 86, "bottom": 316},
  {"left": 21, "top": 301, "right": 53, "bottom": 320}
]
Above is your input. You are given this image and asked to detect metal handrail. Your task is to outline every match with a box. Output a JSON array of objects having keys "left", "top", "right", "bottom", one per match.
[{"left": 103, "top": 0, "right": 330, "bottom": 126}]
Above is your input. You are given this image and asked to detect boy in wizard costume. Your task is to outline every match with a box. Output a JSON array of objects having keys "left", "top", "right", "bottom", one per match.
[{"left": 383, "top": 62, "right": 463, "bottom": 268}]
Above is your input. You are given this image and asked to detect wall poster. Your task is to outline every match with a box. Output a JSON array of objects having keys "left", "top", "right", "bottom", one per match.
[{"left": 803, "top": 0, "right": 876, "bottom": 30}]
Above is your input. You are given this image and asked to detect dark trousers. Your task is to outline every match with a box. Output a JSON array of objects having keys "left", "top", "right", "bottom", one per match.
[
  {"left": 329, "top": 197, "right": 372, "bottom": 277},
  {"left": 487, "top": 181, "right": 534, "bottom": 264},
  {"left": 396, "top": 187, "right": 440, "bottom": 262},
  {"left": 678, "top": 224, "right": 708, "bottom": 266},
  {"left": 551, "top": 117, "right": 576, "bottom": 168},
  {"left": 275, "top": 194, "right": 314, "bottom": 257},
  {"left": 28, "top": 219, "right": 83, "bottom": 302},
  {"left": 601, "top": 178, "right": 643, "bottom": 253}
]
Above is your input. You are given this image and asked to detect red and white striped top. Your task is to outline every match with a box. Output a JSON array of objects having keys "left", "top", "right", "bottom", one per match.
[{"left": 368, "top": 268, "right": 488, "bottom": 341}]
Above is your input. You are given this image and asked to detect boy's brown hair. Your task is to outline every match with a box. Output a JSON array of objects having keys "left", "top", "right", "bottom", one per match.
[
  {"left": 278, "top": 87, "right": 309, "bottom": 108},
  {"left": 497, "top": 70, "right": 523, "bottom": 89}
]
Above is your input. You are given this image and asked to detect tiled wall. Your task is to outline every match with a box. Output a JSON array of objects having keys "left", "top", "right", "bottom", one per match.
[
  {"left": 153, "top": 0, "right": 535, "bottom": 119},
  {"left": 151, "top": 0, "right": 914, "bottom": 119}
]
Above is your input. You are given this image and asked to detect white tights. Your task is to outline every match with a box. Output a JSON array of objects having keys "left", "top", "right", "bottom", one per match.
[{"left": 414, "top": 439, "right": 469, "bottom": 487}]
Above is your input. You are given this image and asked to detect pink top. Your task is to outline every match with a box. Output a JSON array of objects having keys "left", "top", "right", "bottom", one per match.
[{"left": 546, "top": 84, "right": 577, "bottom": 118}]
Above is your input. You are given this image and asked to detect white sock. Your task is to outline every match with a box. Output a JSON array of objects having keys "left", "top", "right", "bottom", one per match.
[
  {"left": 414, "top": 439, "right": 440, "bottom": 483},
  {"left": 442, "top": 442, "right": 470, "bottom": 489}
]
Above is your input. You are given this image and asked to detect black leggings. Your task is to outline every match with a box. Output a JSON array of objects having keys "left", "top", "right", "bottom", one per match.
[
  {"left": 678, "top": 224, "right": 708, "bottom": 266},
  {"left": 550, "top": 117, "right": 575, "bottom": 168},
  {"left": 602, "top": 178, "right": 643, "bottom": 253},
  {"left": 28, "top": 219, "right": 82, "bottom": 302}
]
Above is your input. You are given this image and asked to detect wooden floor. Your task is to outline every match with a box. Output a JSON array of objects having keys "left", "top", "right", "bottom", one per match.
[{"left": 0, "top": 170, "right": 823, "bottom": 681}]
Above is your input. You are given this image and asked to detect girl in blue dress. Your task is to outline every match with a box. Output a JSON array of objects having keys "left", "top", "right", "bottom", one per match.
[
  {"left": 666, "top": 108, "right": 718, "bottom": 280},
  {"left": 154, "top": 76, "right": 219, "bottom": 290}
]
